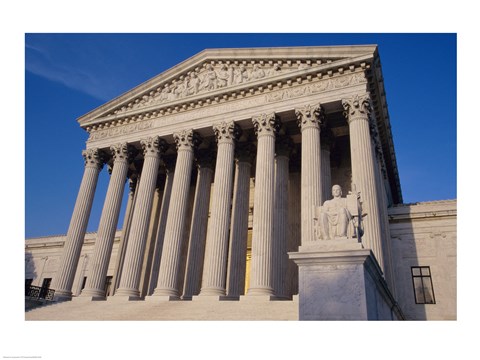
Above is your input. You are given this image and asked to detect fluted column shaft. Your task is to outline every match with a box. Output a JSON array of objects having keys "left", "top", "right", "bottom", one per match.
[
  {"left": 52, "top": 148, "right": 104, "bottom": 299},
  {"left": 200, "top": 121, "right": 239, "bottom": 296},
  {"left": 272, "top": 151, "right": 290, "bottom": 297},
  {"left": 111, "top": 177, "right": 138, "bottom": 295},
  {"left": 247, "top": 113, "right": 280, "bottom": 296},
  {"left": 153, "top": 129, "right": 200, "bottom": 298},
  {"left": 296, "top": 104, "right": 324, "bottom": 245},
  {"left": 82, "top": 144, "right": 131, "bottom": 298},
  {"left": 116, "top": 137, "right": 167, "bottom": 298},
  {"left": 183, "top": 162, "right": 214, "bottom": 298},
  {"left": 226, "top": 156, "right": 252, "bottom": 297},
  {"left": 343, "top": 94, "right": 384, "bottom": 269},
  {"left": 147, "top": 166, "right": 174, "bottom": 295}
]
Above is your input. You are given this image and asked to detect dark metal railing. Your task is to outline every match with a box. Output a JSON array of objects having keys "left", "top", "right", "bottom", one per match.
[{"left": 25, "top": 285, "right": 55, "bottom": 301}]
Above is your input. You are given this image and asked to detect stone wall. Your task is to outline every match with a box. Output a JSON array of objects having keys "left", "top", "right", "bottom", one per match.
[{"left": 388, "top": 200, "right": 457, "bottom": 320}]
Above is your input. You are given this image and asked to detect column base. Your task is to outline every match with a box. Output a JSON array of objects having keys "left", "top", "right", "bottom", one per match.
[
  {"left": 151, "top": 287, "right": 180, "bottom": 299},
  {"left": 111, "top": 288, "right": 142, "bottom": 301},
  {"left": 289, "top": 243, "right": 403, "bottom": 320},
  {"left": 52, "top": 291, "right": 72, "bottom": 302}
]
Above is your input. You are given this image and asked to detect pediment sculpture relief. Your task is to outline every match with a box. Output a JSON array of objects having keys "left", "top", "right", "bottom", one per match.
[
  {"left": 314, "top": 184, "right": 364, "bottom": 241},
  {"left": 112, "top": 59, "right": 325, "bottom": 115}
]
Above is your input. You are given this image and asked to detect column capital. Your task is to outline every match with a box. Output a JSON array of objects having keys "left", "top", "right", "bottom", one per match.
[
  {"left": 213, "top": 121, "right": 242, "bottom": 144},
  {"left": 295, "top": 104, "right": 325, "bottom": 132},
  {"left": 110, "top": 143, "right": 137, "bottom": 163},
  {"left": 252, "top": 113, "right": 280, "bottom": 137},
  {"left": 342, "top": 93, "right": 372, "bottom": 122},
  {"left": 140, "top": 136, "right": 168, "bottom": 157},
  {"left": 173, "top": 129, "right": 202, "bottom": 151},
  {"left": 82, "top": 148, "right": 105, "bottom": 170}
]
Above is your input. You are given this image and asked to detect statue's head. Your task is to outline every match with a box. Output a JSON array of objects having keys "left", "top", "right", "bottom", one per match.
[{"left": 332, "top": 185, "right": 342, "bottom": 198}]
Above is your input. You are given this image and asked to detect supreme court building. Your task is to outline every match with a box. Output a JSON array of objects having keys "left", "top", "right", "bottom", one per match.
[{"left": 25, "top": 45, "right": 457, "bottom": 320}]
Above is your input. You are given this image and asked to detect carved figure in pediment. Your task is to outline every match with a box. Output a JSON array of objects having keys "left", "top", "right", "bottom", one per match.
[
  {"left": 186, "top": 72, "right": 200, "bottom": 95},
  {"left": 314, "top": 184, "right": 364, "bottom": 241},
  {"left": 216, "top": 64, "right": 230, "bottom": 88},
  {"left": 202, "top": 64, "right": 217, "bottom": 91},
  {"left": 233, "top": 65, "right": 248, "bottom": 84},
  {"left": 250, "top": 64, "right": 265, "bottom": 80}
]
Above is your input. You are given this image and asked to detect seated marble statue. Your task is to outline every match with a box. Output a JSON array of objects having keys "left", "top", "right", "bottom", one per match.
[{"left": 315, "top": 184, "right": 363, "bottom": 241}]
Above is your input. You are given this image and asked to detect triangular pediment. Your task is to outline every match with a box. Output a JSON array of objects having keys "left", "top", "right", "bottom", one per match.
[{"left": 77, "top": 45, "right": 377, "bottom": 127}]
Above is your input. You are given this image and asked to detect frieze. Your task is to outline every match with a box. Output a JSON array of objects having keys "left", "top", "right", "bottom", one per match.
[
  {"left": 87, "top": 72, "right": 366, "bottom": 142},
  {"left": 88, "top": 120, "right": 154, "bottom": 141}
]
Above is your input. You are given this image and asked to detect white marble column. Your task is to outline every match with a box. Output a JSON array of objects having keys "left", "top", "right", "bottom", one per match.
[
  {"left": 199, "top": 121, "right": 240, "bottom": 297},
  {"left": 226, "top": 143, "right": 254, "bottom": 297},
  {"left": 151, "top": 129, "right": 201, "bottom": 299},
  {"left": 247, "top": 113, "right": 280, "bottom": 296},
  {"left": 81, "top": 143, "right": 132, "bottom": 299},
  {"left": 342, "top": 94, "right": 384, "bottom": 269},
  {"left": 295, "top": 104, "right": 325, "bottom": 245},
  {"left": 182, "top": 154, "right": 214, "bottom": 299},
  {"left": 52, "top": 148, "right": 104, "bottom": 300},
  {"left": 272, "top": 136, "right": 293, "bottom": 298},
  {"left": 111, "top": 175, "right": 138, "bottom": 296},
  {"left": 147, "top": 162, "right": 175, "bottom": 295},
  {"left": 115, "top": 137, "right": 167, "bottom": 298}
]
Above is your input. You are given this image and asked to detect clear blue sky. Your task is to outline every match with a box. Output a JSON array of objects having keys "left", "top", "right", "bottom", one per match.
[{"left": 24, "top": 33, "right": 456, "bottom": 238}]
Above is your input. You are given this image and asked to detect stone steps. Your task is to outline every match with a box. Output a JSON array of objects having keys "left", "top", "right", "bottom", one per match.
[{"left": 25, "top": 297, "right": 299, "bottom": 321}]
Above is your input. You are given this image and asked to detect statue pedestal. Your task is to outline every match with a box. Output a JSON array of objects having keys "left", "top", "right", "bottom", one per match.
[{"left": 289, "top": 240, "right": 403, "bottom": 320}]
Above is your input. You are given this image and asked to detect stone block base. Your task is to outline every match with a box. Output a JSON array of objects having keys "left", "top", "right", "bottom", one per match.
[
  {"left": 73, "top": 295, "right": 106, "bottom": 302},
  {"left": 289, "top": 242, "right": 403, "bottom": 320},
  {"left": 192, "top": 295, "right": 239, "bottom": 301},
  {"left": 107, "top": 295, "right": 143, "bottom": 302},
  {"left": 145, "top": 295, "right": 180, "bottom": 302}
]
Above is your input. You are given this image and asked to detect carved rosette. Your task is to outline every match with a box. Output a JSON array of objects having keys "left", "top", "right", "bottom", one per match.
[
  {"left": 140, "top": 136, "right": 168, "bottom": 158},
  {"left": 82, "top": 148, "right": 105, "bottom": 170},
  {"left": 342, "top": 93, "right": 372, "bottom": 123},
  {"left": 275, "top": 135, "right": 295, "bottom": 157},
  {"left": 173, "top": 129, "right": 202, "bottom": 151},
  {"left": 252, "top": 113, "right": 280, "bottom": 138},
  {"left": 213, "top": 121, "right": 242, "bottom": 144},
  {"left": 295, "top": 104, "right": 325, "bottom": 132}
]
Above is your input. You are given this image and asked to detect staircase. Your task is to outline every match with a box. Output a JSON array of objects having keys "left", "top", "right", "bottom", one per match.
[{"left": 25, "top": 296, "right": 299, "bottom": 321}]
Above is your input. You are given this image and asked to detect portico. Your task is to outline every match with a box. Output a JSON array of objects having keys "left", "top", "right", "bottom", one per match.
[{"left": 50, "top": 46, "right": 401, "bottom": 317}]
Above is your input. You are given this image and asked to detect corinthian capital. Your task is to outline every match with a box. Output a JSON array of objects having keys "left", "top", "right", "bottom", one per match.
[
  {"left": 82, "top": 148, "right": 105, "bottom": 170},
  {"left": 140, "top": 136, "right": 169, "bottom": 157},
  {"left": 213, "top": 121, "right": 242, "bottom": 144},
  {"left": 252, "top": 113, "right": 280, "bottom": 137},
  {"left": 173, "top": 129, "right": 202, "bottom": 151},
  {"left": 295, "top": 104, "right": 325, "bottom": 132},
  {"left": 110, "top": 143, "right": 137, "bottom": 163},
  {"left": 342, "top": 93, "right": 372, "bottom": 122}
]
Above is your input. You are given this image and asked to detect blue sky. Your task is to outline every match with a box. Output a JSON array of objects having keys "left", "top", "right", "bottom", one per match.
[{"left": 24, "top": 33, "right": 456, "bottom": 238}]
